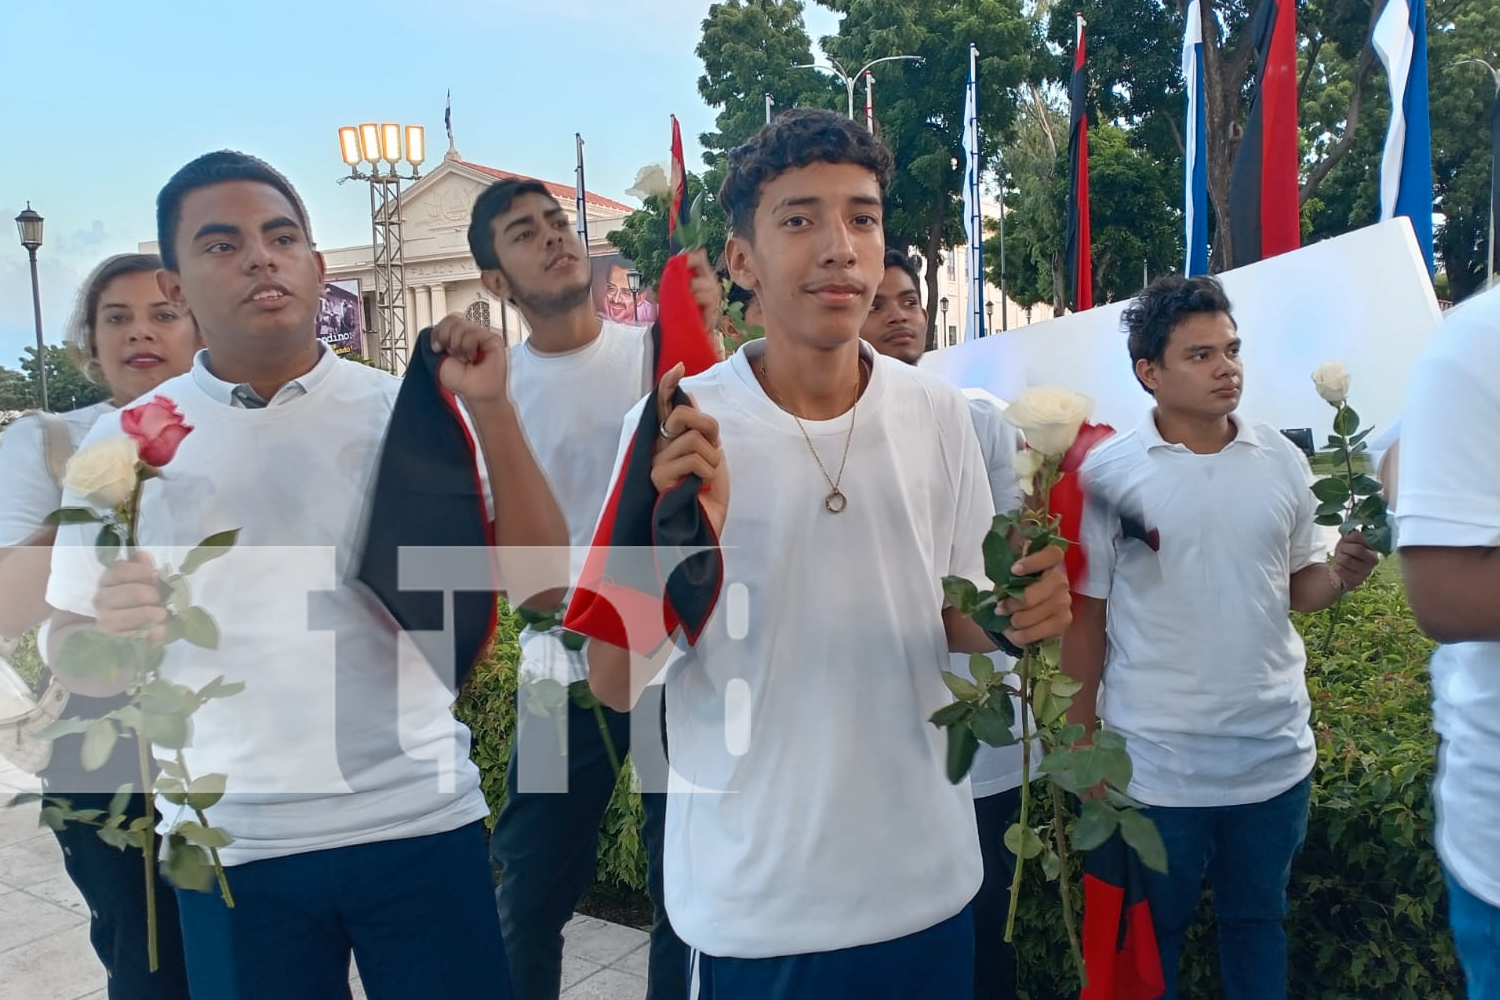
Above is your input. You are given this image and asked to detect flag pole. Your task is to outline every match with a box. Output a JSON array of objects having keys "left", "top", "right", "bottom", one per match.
[
  {"left": 967, "top": 42, "right": 986, "bottom": 338},
  {"left": 575, "top": 133, "right": 589, "bottom": 251}
]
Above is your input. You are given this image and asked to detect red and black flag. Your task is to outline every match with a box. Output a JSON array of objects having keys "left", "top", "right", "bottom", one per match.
[
  {"left": 562, "top": 386, "right": 723, "bottom": 656},
  {"left": 1228, "top": 0, "right": 1300, "bottom": 265},
  {"left": 1065, "top": 14, "right": 1093, "bottom": 312},
  {"left": 668, "top": 115, "right": 692, "bottom": 254},
  {"left": 1080, "top": 832, "right": 1166, "bottom": 1000}
]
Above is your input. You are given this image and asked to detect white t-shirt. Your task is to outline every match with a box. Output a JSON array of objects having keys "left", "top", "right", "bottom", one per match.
[
  {"left": 0, "top": 401, "right": 114, "bottom": 549},
  {"left": 1393, "top": 285, "right": 1500, "bottom": 909},
  {"left": 1077, "top": 410, "right": 1324, "bottom": 808},
  {"left": 623, "top": 339, "right": 991, "bottom": 958},
  {"left": 508, "top": 319, "right": 653, "bottom": 684},
  {"left": 46, "top": 350, "right": 490, "bottom": 865},
  {"left": 958, "top": 394, "right": 1027, "bottom": 798}
]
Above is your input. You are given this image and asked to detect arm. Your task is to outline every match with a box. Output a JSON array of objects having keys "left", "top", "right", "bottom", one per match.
[
  {"left": 1403, "top": 547, "right": 1500, "bottom": 643},
  {"left": 1289, "top": 532, "right": 1379, "bottom": 613},
  {"left": 0, "top": 530, "right": 56, "bottom": 638},
  {"left": 588, "top": 364, "right": 729, "bottom": 711},
  {"left": 46, "top": 552, "right": 167, "bottom": 697},
  {"left": 943, "top": 544, "right": 1072, "bottom": 654},
  {"left": 1062, "top": 595, "right": 1108, "bottom": 739}
]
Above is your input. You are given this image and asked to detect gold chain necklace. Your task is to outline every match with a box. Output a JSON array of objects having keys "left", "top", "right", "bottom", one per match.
[{"left": 757, "top": 359, "right": 863, "bottom": 514}]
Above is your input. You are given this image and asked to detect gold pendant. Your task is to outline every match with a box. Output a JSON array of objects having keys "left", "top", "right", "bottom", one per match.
[{"left": 824, "top": 489, "right": 848, "bottom": 514}]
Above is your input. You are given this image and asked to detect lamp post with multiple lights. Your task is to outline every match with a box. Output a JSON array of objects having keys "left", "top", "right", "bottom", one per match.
[
  {"left": 15, "top": 204, "right": 47, "bottom": 410},
  {"left": 338, "top": 123, "right": 425, "bottom": 372},
  {"left": 793, "top": 54, "right": 924, "bottom": 127}
]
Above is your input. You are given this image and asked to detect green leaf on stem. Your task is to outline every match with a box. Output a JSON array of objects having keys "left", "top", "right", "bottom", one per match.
[
  {"left": 1093, "top": 729, "right": 1127, "bottom": 752},
  {"left": 94, "top": 524, "right": 123, "bottom": 568},
  {"left": 1354, "top": 495, "right": 1388, "bottom": 522},
  {"left": 44, "top": 507, "right": 104, "bottom": 526},
  {"left": 52, "top": 630, "right": 131, "bottom": 685},
  {"left": 1348, "top": 427, "right": 1373, "bottom": 447},
  {"left": 929, "top": 701, "right": 972, "bottom": 728},
  {"left": 945, "top": 724, "right": 979, "bottom": 784},
  {"left": 156, "top": 777, "right": 187, "bottom": 806},
  {"left": 140, "top": 711, "right": 190, "bottom": 751},
  {"left": 942, "top": 576, "right": 981, "bottom": 614},
  {"left": 941, "top": 672, "right": 981, "bottom": 700},
  {"left": 6, "top": 792, "right": 44, "bottom": 808},
  {"left": 179, "top": 529, "right": 241, "bottom": 575},
  {"left": 158, "top": 614, "right": 186, "bottom": 646},
  {"left": 1312, "top": 478, "right": 1350, "bottom": 504},
  {"left": 1098, "top": 746, "right": 1134, "bottom": 790},
  {"left": 160, "top": 574, "right": 191, "bottom": 613},
  {"left": 1041, "top": 849, "right": 1062, "bottom": 881},
  {"left": 1071, "top": 799, "right": 1121, "bottom": 852},
  {"left": 80, "top": 719, "right": 119, "bottom": 772},
  {"left": 1051, "top": 674, "right": 1083, "bottom": 698},
  {"left": 1315, "top": 499, "right": 1346, "bottom": 518},
  {"left": 970, "top": 702, "right": 1016, "bottom": 747},
  {"left": 161, "top": 838, "right": 216, "bottom": 893},
  {"left": 108, "top": 785, "right": 134, "bottom": 818},
  {"left": 1334, "top": 405, "right": 1360, "bottom": 437},
  {"left": 983, "top": 530, "right": 1017, "bottom": 587},
  {"left": 185, "top": 773, "right": 227, "bottom": 812},
  {"left": 1118, "top": 808, "right": 1169, "bottom": 873},
  {"left": 195, "top": 677, "right": 245, "bottom": 701},
  {"left": 970, "top": 596, "right": 1012, "bottom": 635},
  {"left": 1363, "top": 524, "right": 1394, "bottom": 556},
  {"left": 1072, "top": 747, "right": 1104, "bottom": 788},
  {"left": 38, "top": 806, "right": 70, "bottom": 831},
  {"left": 1038, "top": 749, "right": 1072, "bottom": 775},
  {"left": 1004, "top": 822, "right": 1046, "bottom": 860},
  {"left": 1350, "top": 474, "right": 1383, "bottom": 496},
  {"left": 97, "top": 824, "right": 134, "bottom": 850},
  {"left": 969, "top": 654, "right": 995, "bottom": 686},
  {"left": 1314, "top": 513, "right": 1345, "bottom": 527},
  {"left": 36, "top": 716, "right": 96, "bottom": 740},
  {"left": 175, "top": 820, "right": 232, "bottom": 850},
  {"left": 180, "top": 607, "right": 220, "bottom": 650}
]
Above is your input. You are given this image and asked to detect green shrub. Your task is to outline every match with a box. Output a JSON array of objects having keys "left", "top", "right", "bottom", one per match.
[
  {"left": 1011, "top": 577, "right": 1459, "bottom": 999},
  {"left": 456, "top": 601, "right": 647, "bottom": 891}
]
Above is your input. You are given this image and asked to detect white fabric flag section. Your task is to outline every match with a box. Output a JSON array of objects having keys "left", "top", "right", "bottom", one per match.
[
  {"left": 962, "top": 43, "right": 985, "bottom": 341},
  {"left": 1373, "top": 0, "right": 1416, "bottom": 221},
  {"left": 1182, "top": 0, "right": 1209, "bottom": 275}
]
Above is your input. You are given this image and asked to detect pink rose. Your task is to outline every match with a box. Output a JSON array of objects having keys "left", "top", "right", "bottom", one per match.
[{"left": 120, "top": 395, "right": 193, "bottom": 468}]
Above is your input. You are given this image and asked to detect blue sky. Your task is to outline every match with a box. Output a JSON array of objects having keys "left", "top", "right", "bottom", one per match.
[{"left": 0, "top": 0, "right": 839, "bottom": 369}]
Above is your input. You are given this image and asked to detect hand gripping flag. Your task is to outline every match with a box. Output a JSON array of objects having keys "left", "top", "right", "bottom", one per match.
[
  {"left": 1080, "top": 831, "right": 1166, "bottom": 1000},
  {"left": 1048, "top": 421, "right": 1116, "bottom": 590},
  {"left": 356, "top": 328, "right": 498, "bottom": 688}
]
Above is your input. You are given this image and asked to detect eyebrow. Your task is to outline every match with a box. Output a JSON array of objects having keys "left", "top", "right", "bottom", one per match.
[
  {"left": 261, "top": 216, "right": 301, "bottom": 233},
  {"left": 100, "top": 300, "right": 171, "bottom": 309},
  {"left": 503, "top": 207, "right": 565, "bottom": 235},
  {"left": 771, "top": 193, "right": 884, "bottom": 212}
]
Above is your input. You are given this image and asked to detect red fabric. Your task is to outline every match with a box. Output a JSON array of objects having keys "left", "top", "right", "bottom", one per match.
[
  {"left": 1080, "top": 873, "right": 1165, "bottom": 1000},
  {"left": 1260, "top": 0, "right": 1300, "bottom": 259},
  {"left": 1048, "top": 421, "right": 1115, "bottom": 590},
  {"left": 655, "top": 254, "right": 720, "bottom": 381},
  {"left": 668, "top": 115, "right": 687, "bottom": 248},
  {"left": 1067, "top": 16, "right": 1093, "bottom": 312}
]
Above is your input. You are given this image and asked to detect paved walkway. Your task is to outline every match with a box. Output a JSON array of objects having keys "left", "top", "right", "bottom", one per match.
[{"left": 0, "top": 761, "right": 649, "bottom": 1000}]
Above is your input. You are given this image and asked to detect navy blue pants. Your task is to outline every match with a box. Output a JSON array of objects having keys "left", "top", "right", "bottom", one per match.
[
  {"left": 174, "top": 820, "right": 509, "bottom": 1000},
  {"left": 492, "top": 683, "right": 685, "bottom": 1000},
  {"left": 972, "top": 788, "right": 1022, "bottom": 1000},
  {"left": 48, "top": 791, "right": 191, "bottom": 1000},
  {"left": 693, "top": 907, "right": 974, "bottom": 999}
]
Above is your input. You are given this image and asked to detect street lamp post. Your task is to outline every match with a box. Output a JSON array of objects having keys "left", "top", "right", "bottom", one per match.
[
  {"left": 626, "top": 268, "right": 642, "bottom": 322},
  {"left": 15, "top": 204, "right": 47, "bottom": 411},
  {"left": 793, "top": 54, "right": 925, "bottom": 127},
  {"left": 940, "top": 296, "right": 949, "bottom": 347},
  {"left": 986, "top": 300, "right": 994, "bottom": 334},
  {"left": 338, "top": 123, "right": 426, "bottom": 373},
  {"left": 1457, "top": 58, "right": 1500, "bottom": 289}
]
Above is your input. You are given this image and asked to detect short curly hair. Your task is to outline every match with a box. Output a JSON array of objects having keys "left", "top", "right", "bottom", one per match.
[
  {"left": 718, "top": 108, "right": 894, "bottom": 241},
  {"left": 1122, "top": 274, "right": 1236, "bottom": 395}
]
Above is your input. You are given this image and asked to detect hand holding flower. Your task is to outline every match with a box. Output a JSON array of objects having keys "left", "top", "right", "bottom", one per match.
[{"left": 92, "top": 551, "right": 168, "bottom": 644}]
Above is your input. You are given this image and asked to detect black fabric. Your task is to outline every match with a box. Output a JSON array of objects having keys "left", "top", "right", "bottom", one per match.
[
  {"left": 1065, "top": 27, "right": 1091, "bottom": 312},
  {"left": 1228, "top": 0, "right": 1278, "bottom": 267},
  {"left": 355, "top": 328, "right": 496, "bottom": 688}
]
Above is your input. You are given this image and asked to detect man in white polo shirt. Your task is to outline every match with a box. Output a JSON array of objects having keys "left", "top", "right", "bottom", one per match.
[
  {"left": 1063, "top": 274, "right": 1377, "bottom": 1000},
  {"left": 46, "top": 150, "right": 568, "bottom": 1000},
  {"left": 1396, "top": 285, "right": 1500, "bottom": 1000}
]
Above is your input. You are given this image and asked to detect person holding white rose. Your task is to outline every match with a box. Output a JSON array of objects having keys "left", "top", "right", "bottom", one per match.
[
  {"left": 0, "top": 251, "right": 199, "bottom": 998},
  {"left": 1061, "top": 274, "right": 1378, "bottom": 1000},
  {"left": 859, "top": 247, "right": 1029, "bottom": 1000}
]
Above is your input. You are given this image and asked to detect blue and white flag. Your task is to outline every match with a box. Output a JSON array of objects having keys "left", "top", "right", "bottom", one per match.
[
  {"left": 1182, "top": 1, "right": 1209, "bottom": 276},
  {"left": 962, "top": 42, "right": 986, "bottom": 340},
  {"left": 1372, "top": 0, "right": 1434, "bottom": 271}
]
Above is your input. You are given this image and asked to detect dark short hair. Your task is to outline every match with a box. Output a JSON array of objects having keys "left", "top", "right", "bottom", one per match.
[
  {"left": 882, "top": 248, "right": 923, "bottom": 302},
  {"left": 718, "top": 108, "right": 894, "bottom": 240},
  {"left": 1122, "top": 274, "right": 1236, "bottom": 394},
  {"left": 156, "top": 151, "right": 311, "bottom": 273},
  {"left": 467, "top": 179, "right": 556, "bottom": 271}
]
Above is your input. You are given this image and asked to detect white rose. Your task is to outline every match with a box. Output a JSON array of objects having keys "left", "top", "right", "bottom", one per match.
[
  {"left": 1013, "top": 447, "right": 1044, "bottom": 495},
  {"left": 1312, "top": 362, "right": 1351, "bottom": 405},
  {"left": 1004, "top": 388, "right": 1095, "bottom": 457},
  {"left": 62, "top": 437, "right": 141, "bottom": 509}
]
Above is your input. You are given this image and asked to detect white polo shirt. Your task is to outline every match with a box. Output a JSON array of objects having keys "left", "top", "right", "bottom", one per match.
[
  {"left": 1078, "top": 410, "right": 1324, "bottom": 808},
  {"left": 0, "top": 401, "right": 114, "bottom": 550},
  {"left": 47, "top": 350, "right": 490, "bottom": 865},
  {"left": 629, "top": 339, "right": 992, "bottom": 958},
  {"left": 508, "top": 319, "right": 653, "bottom": 684},
  {"left": 1394, "top": 286, "right": 1500, "bottom": 909}
]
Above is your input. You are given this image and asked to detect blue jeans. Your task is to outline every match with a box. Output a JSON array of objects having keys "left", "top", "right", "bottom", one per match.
[
  {"left": 492, "top": 683, "right": 685, "bottom": 1000},
  {"left": 1447, "top": 870, "right": 1500, "bottom": 999},
  {"left": 695, "top": 906, "right": 974, "bottom": 1000},
  {"left": 972, "top": 787, "right": 1022, "bottom": 1000},
  {"left": 174, "top": 821, "right": 508, "bottom": 1000},
  {"left": 1140, "top": 773, "right": 1312, "bottom": 1000}
]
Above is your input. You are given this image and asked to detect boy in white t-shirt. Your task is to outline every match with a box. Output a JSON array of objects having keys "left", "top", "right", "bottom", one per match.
[
  {"left": 446, "top": 177, "right": 700, "bottom": 1000},
  {"left": 584, "top": 109, "right": 1073, "bottom": 999},
  {"left": 1396, "top": 286, "right": 1500, "bottom": 999},
  {"left": 1062, "top": 274, "right": 1378, "bottom": 1000},
  {"left": 859, "top": 246, "right": 1027, "bottom": 999},
  {"left": 46, "top": 151, "right": 568, "bottom": 999}
]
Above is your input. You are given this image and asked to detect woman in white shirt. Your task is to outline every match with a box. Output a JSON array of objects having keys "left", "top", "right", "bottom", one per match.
[{"left": 0, "top": 252, "right": 199, "bottom": 998}]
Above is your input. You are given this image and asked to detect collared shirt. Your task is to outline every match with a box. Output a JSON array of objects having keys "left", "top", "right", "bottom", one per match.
[
  {"left": 1077, "top": 407, "right": 1324, "bottom": 808},
  {"left": 190, "top": 344, "right": 336, "bottom": 409}
]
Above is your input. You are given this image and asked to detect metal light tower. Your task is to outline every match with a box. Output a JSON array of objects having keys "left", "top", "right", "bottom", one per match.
[
  {"left": 15, "top": 204, "right": 47, "bottom": 410},
  {"left": 338, "top": 123, "right": 425, "bottom": 373},
  {"left": 794, "top": 54, "right": 924, "bottom": 127}
]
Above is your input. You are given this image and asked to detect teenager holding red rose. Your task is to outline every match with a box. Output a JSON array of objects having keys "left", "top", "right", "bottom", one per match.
[
  {"left": 0, "top": 252, "right": 199, "bottom": 998},
  {"left": 45, "top": 151, "right": 567, "bottom": 999}
]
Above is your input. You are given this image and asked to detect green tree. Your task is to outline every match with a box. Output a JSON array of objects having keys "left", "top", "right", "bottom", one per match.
[
  {"left": 0, "top": 365, "right": 31, "bottom": 413},
  {"left": 607, "top": 172, "right": 730, "bottom": 285},
  {"left": 14, "top": 345, "right": 111, "bottom": 413}
]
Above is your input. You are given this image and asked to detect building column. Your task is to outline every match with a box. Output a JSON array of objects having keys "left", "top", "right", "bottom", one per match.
[
  {"left": 430, "top": 282, "right": 449, "bottom": 321},
  {"left": 414, "top": 285, "right": 432, "bottom": 332},
  {"left": 405, "top": 286, "right": 419, "bottom": 334}
]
